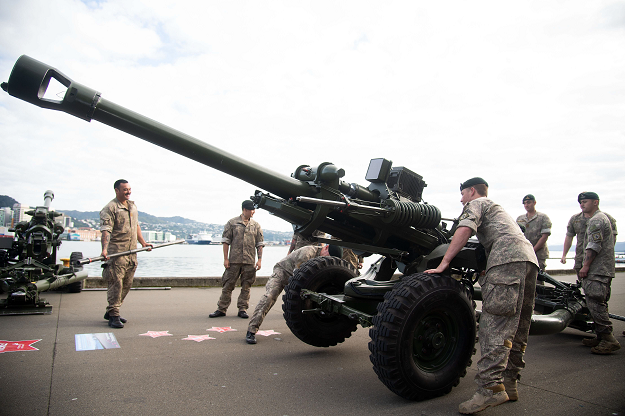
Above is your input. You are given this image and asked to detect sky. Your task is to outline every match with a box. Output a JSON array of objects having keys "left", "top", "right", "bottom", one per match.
[{"left": 1, "top": 0, "right": 624, "bottom": 248}]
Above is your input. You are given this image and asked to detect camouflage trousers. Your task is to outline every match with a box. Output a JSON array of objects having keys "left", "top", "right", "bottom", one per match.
[
  {"left": 477, "top": 261, "right": 538, "bottom": 388},
  {"left": 103, "top": 255, "right": 138, "bottom": 317},
  {"left": 248, "top": 268, "right": 290, "bottom": 333},
  {"left": 581, "top": 275, "right": 613, "bottom": 335},
  {"left": 217, "top": 263, "right": 256, "bottom": 313}
]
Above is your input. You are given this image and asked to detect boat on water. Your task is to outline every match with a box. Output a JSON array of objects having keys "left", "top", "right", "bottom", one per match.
[{"left": 186, "top": 232, "right": 212, "bottom": 245}]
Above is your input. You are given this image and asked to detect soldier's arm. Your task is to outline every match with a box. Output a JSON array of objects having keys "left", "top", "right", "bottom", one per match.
[
  {"left": 561, "top": 235, "right": 573, "bottom": 264},
  {"left": 222, "top": 243, "right": 230, "bottom": 269},
  {"left": 579, "top": 249, "right": 597, "bottom": 279},
  {"left": 136, "top": 225, "right": 152, "bottom": 250},
  {"left": 101, "top": 231, "right": 110, "bottom": 259},
  {"left": 255, "top": 245, "right": 263, "bottom": 270},
  {"left": 424, "top": 226, "right": 473, "bottom": 274},
  {"left": 534, "top": 233, "right": 549, "bottom": 252}
]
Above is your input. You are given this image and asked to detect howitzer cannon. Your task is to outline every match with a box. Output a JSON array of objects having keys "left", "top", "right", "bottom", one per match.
[
  {"left": 0, "top": 190, "right": 88, "bottom": 314},
  {"left": 3, "top": 55, "right": 619, "bottom": 400}
]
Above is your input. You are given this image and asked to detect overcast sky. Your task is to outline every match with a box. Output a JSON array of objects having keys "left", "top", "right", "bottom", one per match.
[{"left": 1, "top": 0, "right": 624, "bottom": 248}]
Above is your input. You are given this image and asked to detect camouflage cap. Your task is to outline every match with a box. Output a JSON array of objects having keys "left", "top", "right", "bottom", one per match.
[
  {"left": 242, "top": 200, "right": 255, "bottom": 210},
  {"left": 578, "top": 192, "right": 599, "bottom": 203},
  {"left": 522, "top": 194, "right": 535, "bottom": 203},
  {"left": 460, "top": 177, "right": 488, "bottom": 191}
]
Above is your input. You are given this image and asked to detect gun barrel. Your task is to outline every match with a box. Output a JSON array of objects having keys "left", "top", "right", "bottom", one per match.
[
  {"left": 78, "top": 239, "right": 185, "bottom": 265},
  {"left": 4, "top": 55, "right": 316, "bottom": 201},
  {"left": 43, "top": 190, "right": 54, "bottom": 208}
]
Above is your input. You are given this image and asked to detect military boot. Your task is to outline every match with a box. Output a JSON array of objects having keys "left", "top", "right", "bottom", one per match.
[
  {"left": 582, "top": 333, "right": 601, "bottom": 347},
  {"left": 503, "top": 376, "right": 518, "bottom": 401},
  {"left": 459, "top": 385, "right": 509, "bottom": 414},
  {"left": 591, "top": 334, "right": 621, "bottom": 355}
]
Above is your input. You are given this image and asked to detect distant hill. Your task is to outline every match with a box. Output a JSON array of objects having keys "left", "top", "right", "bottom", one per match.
[{"left": 0, "top": 195, "right": 19, "bottom": 207}]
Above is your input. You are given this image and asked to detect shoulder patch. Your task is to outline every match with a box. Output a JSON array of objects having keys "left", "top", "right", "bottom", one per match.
[{"left": 591, "top": 232, "right": 602, "bottom": 242}]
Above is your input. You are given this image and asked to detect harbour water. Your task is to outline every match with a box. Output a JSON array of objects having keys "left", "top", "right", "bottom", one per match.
[{"left": 57, "top": 241, "right": 578, "bottom": 278}]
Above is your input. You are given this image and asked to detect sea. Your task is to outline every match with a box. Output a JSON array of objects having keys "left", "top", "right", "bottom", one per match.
[{"left": 57, "top": 241, "right": 580, "bottom": 278}]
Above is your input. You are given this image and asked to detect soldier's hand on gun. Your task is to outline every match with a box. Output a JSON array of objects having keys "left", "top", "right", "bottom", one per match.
[{"left": 101, "top": 249, "right": 109, "bottom": 260}]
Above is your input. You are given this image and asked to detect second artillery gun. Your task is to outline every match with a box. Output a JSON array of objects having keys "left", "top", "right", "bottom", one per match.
[
  {"left": 3, "top": 55, "right": 620, "bottom": 401},
  {"left": 0, "top": 190, "right": 88, "bottom": 314}
]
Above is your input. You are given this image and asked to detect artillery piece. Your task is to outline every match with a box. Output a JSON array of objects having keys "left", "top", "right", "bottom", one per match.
[
  {"left": 0, "top": 190, "right": 88, "bottom": 314},
  {"left": 3, "top": 55, "right": 621, "bottom": 400}
]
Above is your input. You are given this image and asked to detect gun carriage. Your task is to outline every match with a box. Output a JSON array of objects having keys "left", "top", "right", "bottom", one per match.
[{"left": 3, "top": 55, "right": 622, "bottom": 400}]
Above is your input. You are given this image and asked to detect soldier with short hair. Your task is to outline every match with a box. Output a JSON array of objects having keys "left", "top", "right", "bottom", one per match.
[
  {"left": 245, "top": 244, "right": 344, "bottom": 344},
  {"left": 576, "top": 192, "right": 620, "bottom": 354},
  {"left": 516, "top": 194, "right": 551, "bottom": 272},
  {"left": 100, "top": 179, "right": 152, "bottom": 328},
  {"left": 425, "top": 177, "right": 538, "bottom": 414},
  {"left": 210, "top": 200, "right": 264, "bottom": 319},
  {"left": 561, "top": 194, "right": 617, "bottom": 272}
]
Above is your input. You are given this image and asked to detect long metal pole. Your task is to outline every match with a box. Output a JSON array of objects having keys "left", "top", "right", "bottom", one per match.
[{"left": 76, "top": 240, "right": 185, "bottom": 265}]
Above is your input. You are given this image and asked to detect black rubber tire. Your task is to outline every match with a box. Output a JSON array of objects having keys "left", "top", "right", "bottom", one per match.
[
  {"left": 67, "top": 252, "right": 84, "bottom": 293},
  {"left": 368, "top": 273, "right": 476, "bottom": 401},
  {"left": 282, "top": 256, "right": 357, "bottom": 347}
]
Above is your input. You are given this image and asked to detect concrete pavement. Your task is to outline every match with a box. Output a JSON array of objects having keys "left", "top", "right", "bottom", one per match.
[{"left": 1, "top": 273, "right": 624, "bottom": 415}]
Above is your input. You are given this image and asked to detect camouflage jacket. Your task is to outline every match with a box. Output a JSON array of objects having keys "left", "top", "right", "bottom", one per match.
[
  {"left": 291, "top": 230, "right": 324, "bottom": 251},
  {"left": 583, "top": 211, "right": 615, "bottom": 278},
  {"left": 222, "top": 215, "right": 264, "bottom": 264},
  {"left": 275, "top": 245, "right": 323, "bottom": 276},
  {"left": 516, "top": 211, "right": 551, "bottom": 260},
  {"left": 458, "top": 197, "right": 538, "bottom": 272},
  {"left": 566, "top": 211, "right": 617, "bottom": 269},
  {"left": 100, "top": 198, "right": 139, "bottom": 256}
]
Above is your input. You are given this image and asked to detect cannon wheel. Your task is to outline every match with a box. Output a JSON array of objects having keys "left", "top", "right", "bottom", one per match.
[
  {"left": 67, "top": 252, "right": 84, "bottom": 293},
  {"left": 368, "top": 273, "right": 476, "bottom": 401},
  {"left": 282, "top": 256, "right": 357, "bottom": 347}
]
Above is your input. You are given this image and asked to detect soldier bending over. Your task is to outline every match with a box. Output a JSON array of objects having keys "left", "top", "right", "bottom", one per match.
[{"left": 245, "top": 244, "right": 343, "bottom": 344}]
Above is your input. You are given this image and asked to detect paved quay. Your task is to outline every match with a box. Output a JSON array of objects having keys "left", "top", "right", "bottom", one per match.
[{"left": 1, "top": 272, "right": 625, "bottom": 416}]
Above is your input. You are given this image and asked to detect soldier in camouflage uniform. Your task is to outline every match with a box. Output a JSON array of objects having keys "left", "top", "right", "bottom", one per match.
[
  {"left": 575, "top": 192, "right": 620, "bottom": 354},
  {"left": 100, "top": 179, "right": 152, "bottom": 329},
  {"left": 516, "top": 194, "right": 552, "bottom": 273},
  {"left": 561, "top": 195, "right": 617, "bottom": 272},
  {"left": 210, "top": 200, "right": 264, "bottom": 319},
  {"left": 287, "top": 230, "right": 324, "bottom": 254},
  {"left": 425, "top": 177, "right": 538, "bottom": 414},
  {"left": 245, "top": 244, "right": 342, "bottom": 344},
  {"left": 342, "top": 248, "right": 363, "bottom": 275}
]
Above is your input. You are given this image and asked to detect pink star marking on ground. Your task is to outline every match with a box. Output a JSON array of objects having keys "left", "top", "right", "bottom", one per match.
[
  {"left": 139, "top": 331, "right": 173, "bottom": 338},
  {"left": 182, "top": 335, "right": 216, "bottom": 342},
  {"left": 207, "top": 327, "right": 237, "bottom": 333},
  {"left": 257, "top": 330, "right": 281, "bottom": 337},
  {"left": 0, "top": 339, "right": 41, "bottom": 353}
]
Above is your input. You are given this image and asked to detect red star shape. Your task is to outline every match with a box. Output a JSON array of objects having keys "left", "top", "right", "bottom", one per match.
[
  {"left": 0, "top": 339, "right": 41, "bottom": 353},
  {"left": 257, "top": 330, "right": 281, "bottom": 337},
  {"left": 207, "top": 327, "right": 237, "bottom": 333},
  {"left": 183, "top": 335, "right": 216, "bottom": 342},
  {"left": 139, "top": 331, "right": 173, "bottom": 338}
]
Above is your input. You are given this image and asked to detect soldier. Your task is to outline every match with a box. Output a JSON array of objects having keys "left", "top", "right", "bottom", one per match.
[
  {"left": 342, "top": 248, "right": 363, "bottom": 275},
  {"left": 575, "top": 192, "right": 620, "bottom": 354},
  {"left": 425, "top": 178, "right": 538, "bottom": 414},
  {"left": 287, "top": 229, "right": 325, "bottom": 254},
  {"left": 516, "top": 194, "right": 551, "bottom": 274},
  {"left": 561, "top": 194, "right": 617, "bottom": 273},
  {"left": 100, "top": 179, "right": 152, "bottom": 329},
  {"left": 245, "top": 244, "right": 343, "bottom": 344},
  {"left": 210, "top": 200, "right": 264, "bottom": 319}
]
